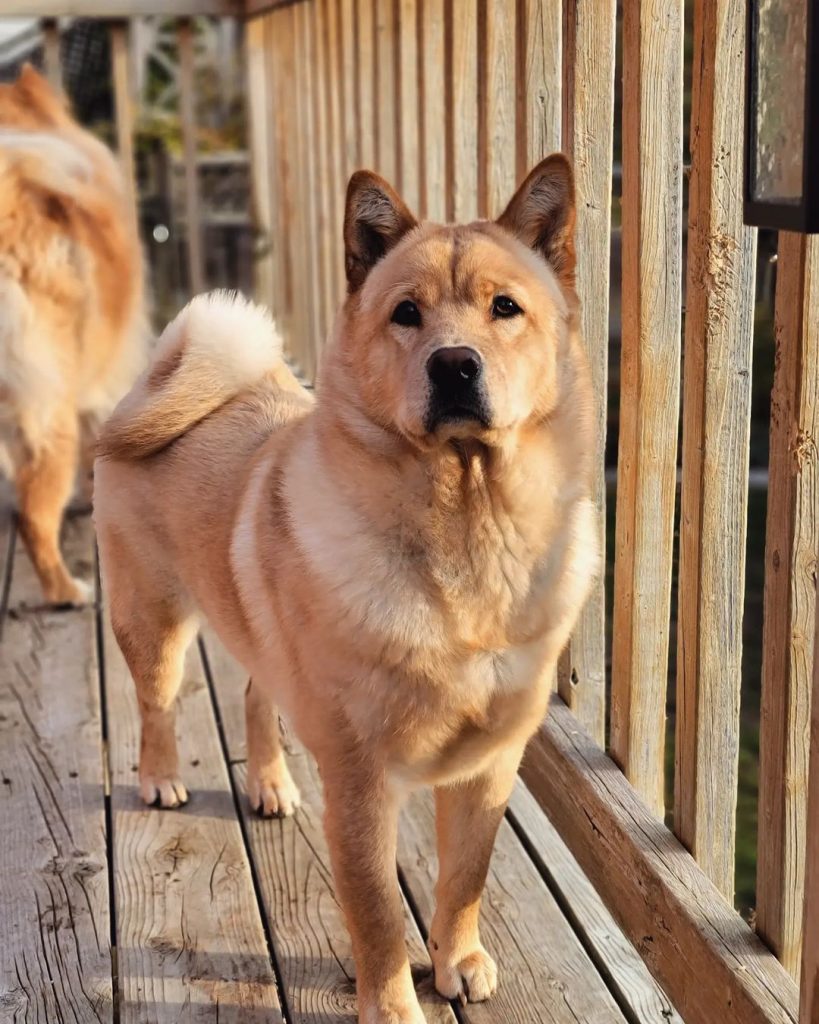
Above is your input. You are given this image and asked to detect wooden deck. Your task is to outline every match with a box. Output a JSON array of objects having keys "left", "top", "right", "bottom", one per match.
[{"left": 0, "top": 508, "right": 682, "bottom": 1024}]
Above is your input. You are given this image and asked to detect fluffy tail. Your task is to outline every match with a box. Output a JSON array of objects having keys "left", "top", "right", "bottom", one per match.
[{"left": 98, "top": 291, "right": 282, "bottom": 460}]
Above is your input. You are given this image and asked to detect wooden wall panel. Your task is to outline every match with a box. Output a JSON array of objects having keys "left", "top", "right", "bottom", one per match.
[
  {"left": 802, "top": 585, "right": 819, "bottom": 1019},
  {"left": 446, "top": 0, "right": 478, "bottom": 222},
  {"left": 397, "top": 0, "right": 421, "bottom": 210},
  {"left": 480, "top": 0, "right": 516, "bottom": 217},
  {"left": 420, "top": 0, "right": 446, "bottom": 220}
]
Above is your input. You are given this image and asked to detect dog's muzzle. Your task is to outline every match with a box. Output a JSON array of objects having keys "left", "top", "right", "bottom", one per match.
[{"left": 424, "top": 346, "right": 491, "bottom": 432}]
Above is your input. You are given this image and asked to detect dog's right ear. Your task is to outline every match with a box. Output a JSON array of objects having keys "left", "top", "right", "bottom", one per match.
[{"left": 344, "top": 171, "right": 417, "bottom": 293}]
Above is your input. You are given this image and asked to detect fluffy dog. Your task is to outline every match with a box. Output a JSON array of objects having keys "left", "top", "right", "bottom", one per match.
[
  {"left": 94, "top": 154, "right": 597, "bottom": 1023},
  {"left": 0, "top": 64, "right": 146, "bottom": 603}
]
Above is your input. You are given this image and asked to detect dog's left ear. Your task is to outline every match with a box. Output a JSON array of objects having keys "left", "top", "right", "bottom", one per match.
[
  {"left": 344, "top": 171, "right": 417, "bottom": 293},
  {"left": 497, "top": 154, "right": 576, "bottom": 290}
]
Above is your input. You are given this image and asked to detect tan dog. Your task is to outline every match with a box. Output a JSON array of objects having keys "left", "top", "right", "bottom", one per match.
[
  {"left": 0, "top": 65, "right": 146, "bottom": 604},
  {"left": 94, "top": 154, "right": 597, "bottom": 1023}
]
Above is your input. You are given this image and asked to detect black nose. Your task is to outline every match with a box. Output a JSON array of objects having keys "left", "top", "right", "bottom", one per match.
[{"left": 426, "top": 347, "right": 483, "bottom": 391}]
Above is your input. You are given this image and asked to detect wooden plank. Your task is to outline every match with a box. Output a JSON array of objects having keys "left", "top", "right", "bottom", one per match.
[
  {"left": 245, "top": 16, "right": 275, "bottom": 310},
  {"left": 508, "top": 781, "right": 683, "bottom": 1023},
  {"left": 397, "top": 0, "right": 421, "bottom": 211},
  {"left": 398, "top": 789, "right": 631, "bottom": 1023},
  {"left": 446, "top": 0, "right": 478, "bottom": 222},
  {"left": 296, "top": 1, "right": 320, "bottom": 378},
  {"left": 110, "top": 21, "right": 137, "bottom": 211},
  {"left": 420, "top": 0, "right": 446, "bottom": 220},
  {"left": 757, "top": 233, "right": 819, "bottom": 974},
  {"left": 521, "top": 698, "right": 800, "bottom": 1024},
  {"left": 339, "top": 0, "right": 360, "bottom": 177},
  {"left": 308, "top": 0, "right": 332, "bottom": 355},
  {"left": 356, "top": 0, "right": 377, "bottom": 169},
  {"left": 609, "top": 0, "right": 683, "bottom": 816},
  {"left": 200, "top": 631, "right": 457, "bottom": 1023},
  {"left": 178, "top": 19, "right": 205, "bottom": 296},
  {"left": 6, "top": 0, "right": 240, "bottom": 13},
  {"left": 374, "top": 0, "right": 398, "bottom": 183},
  {"left": 801, "top": 593, "right": 819, "bottom": 1020},
  {"left": 266, "top": 11, "right": 294, "bottom": 343},
  {"left": 103, "top": 613, "right": 283, "bottom": 1018},
  {"left": 480, "top": 0, "right": 516, "bottom": 217},
  {"left": 515, "top": 0, "right": 560, "bottom": 177},
  {"left": 42, "top": 18, "right": 61, "bottom": 89},
  {"left": 0, "top": 516, "right": 113, "bottom": 1021},
  {"left": 322, "top": 0, "right": 347, "bottom": 309},
  {"left": 674, "top": 0, "right": 757, "bottom": 899}
]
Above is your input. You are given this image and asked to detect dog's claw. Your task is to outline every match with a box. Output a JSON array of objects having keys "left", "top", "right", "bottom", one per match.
[{"left": 140, "top": 775, "right": 189, "bottom": 809}]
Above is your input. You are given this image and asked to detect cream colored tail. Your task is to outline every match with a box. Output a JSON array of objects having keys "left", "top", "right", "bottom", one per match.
[{"left": 97, "top": 291, "right": 282, "bottom": 460}]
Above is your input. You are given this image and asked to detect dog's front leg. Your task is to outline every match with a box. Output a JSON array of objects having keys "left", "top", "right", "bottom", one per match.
[
  {"left": 320, "top": 758, "right": 425, "bottom": 1024},
  {"left": 428, "top": 743, "right": 525, "bottom": 1004}
]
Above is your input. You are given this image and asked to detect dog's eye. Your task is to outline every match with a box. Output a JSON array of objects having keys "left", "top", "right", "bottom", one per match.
[
  {"left": 492, "top": 295, "right": 523, "bottom": 319},
  {"left": 391, "top": 300, "right": 422, "bottom": 328}
]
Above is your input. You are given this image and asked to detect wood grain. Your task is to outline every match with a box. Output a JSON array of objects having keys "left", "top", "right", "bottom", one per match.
[
  {"left": 480, "top": 0, "right": 516, "bottom": 217},
  {"left": 103, "top": 613, "right": 282, "bottom": 1018},
  {"left": 308, "top": 0, "right": 333, "bottom": 356},
  {"left": 5, "top": 0, "right": 240, "bottom": 13},
  {"left": 610, "top": 0, "right": 683, "bottom": 816},
  {"left": 245, "top": 16, "right": 274, "bottom": 311},
  {"left": 356, "top": 0, "right": 377, "bottom": 170},
  {"left": 515, "top": 0, "right": 560, "bottom": 177},
  {"left": 555, "top": 0, "right": 616, "bottom": 747},
  {"left": 420, "top": 0, "right": 446, "bottom": 221},
  {"left": 297, "top": 1, "right": 321, "bottom": 377},
  {"left": 398, "top": 790, "right": 630, "bottom": 1023},
  {"left": 177, "top": 19, "right": 205, "bottom": 296},
  {"left": 397, "top": 0, "right": 421, "bottom": 211},
  {"left": 0, "top": 516, "right": 112, "bottom": 1021},
  {"left": 323, "top": 0, "right": 348, "bottom": 308},
  {"left": 757, "top": 233, "right": 819, "bottom": 973},
  {"left": 446, "top": 0, "right": 478, "bottom": 222},
  {"left": 375, "top": 0, "right": 398, "bottom": 184},
  {"left": 801, "top": 592, "right": 819, "bottom": 1020},
  {"left": 522, "top": 698, "right": 799, "bottom": 1024}
]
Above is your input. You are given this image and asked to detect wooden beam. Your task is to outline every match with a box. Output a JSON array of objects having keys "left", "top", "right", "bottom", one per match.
[
  {"left": 42, "top": 19, "right": 61, "bottom": 89},
  {"left": 446, "top": 0, "right": 479, "bottom": 223},
  {"left": 801, "top": 588, "right": 819, "bottom": 1021},
  {"left": 110, "top": 21, "right": 137, "bottom": 209},
  {"left": 610, "top": 0, "right": 683, "bottom": 817},
  {"left": 758, "top": 233, "right": 819, "bottom": 976},
  {"left": 245, "top": 16, "right": 274, "bottom": 310},
  {"left": 6, "top": 0, "right": 241, "bottom": 15},
  {"left": 520, "top": 698, "right": 799, "bottom": 1024},
  {"left": 480, "top": 0, "right": 516, "bottom": 217},
  {"left": 555, "top": 0, "right": 616, "bottom": 747},
  {"left": 177, "top": 19, "right": 205, "bottom": 296}
]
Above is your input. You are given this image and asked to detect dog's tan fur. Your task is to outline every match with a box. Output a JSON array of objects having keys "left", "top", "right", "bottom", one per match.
[
  {"left": 0, "top": 65, "right": 146, "bottom": 603},
  {"left": 94, "top": 155, "right": 597, "bottom": 1023}
]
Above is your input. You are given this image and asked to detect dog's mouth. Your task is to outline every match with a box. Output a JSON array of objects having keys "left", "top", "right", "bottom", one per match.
[{"left": 423, "top": 398, "right": 492, "bottom": 435}]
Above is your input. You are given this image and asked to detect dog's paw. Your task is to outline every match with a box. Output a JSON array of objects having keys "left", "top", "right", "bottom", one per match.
[
  {"left": 359, "top": 1001, "right": 427, "bottom": 1024},
  {"left": 431, "top": 945, "right": 497, "bottom": 1004},
  {"left": 247, "top": 766, "right": 301, "bottom": 818},
  {"left": 140, "top": 775, "right": 189, "bottom": 809},
  {"left": 48, "top": 575, "right": 93, "bottom": 607}
]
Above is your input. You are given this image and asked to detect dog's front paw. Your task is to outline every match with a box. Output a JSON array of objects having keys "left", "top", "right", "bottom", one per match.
[
  {"left": 247, "top": 763, "right": 301, "bottom": 818},
  {"left": 140, "top": 774, "right": 189, "bottom": 809},
  {"left": 47, "top": 574, "right": 93, "bottom": 607},
  {"left": 359, "top": 1000, "right": 427, "bottom": 1024},
  {"left": 431, "top": 944, "right": 497, "bottom": 1004}
]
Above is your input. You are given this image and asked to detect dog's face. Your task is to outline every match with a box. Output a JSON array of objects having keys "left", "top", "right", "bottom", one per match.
[{"left": 336, "top": 156, "right": 577, "bottom": 449}]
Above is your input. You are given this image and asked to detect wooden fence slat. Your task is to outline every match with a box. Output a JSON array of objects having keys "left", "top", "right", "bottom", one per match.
[
  {"left": 324, "top": 0, "right": 347, "bottom": 308},
  {"left": 398, "top": 0, "right": 421, "bottom": 211},
  {"left": 375, "top": 0, "right": 398, "bottom": 183},
  {"left": 340, "top": 0, "right": 360, "bottom": 178},
  {"left": 309, "top": 0, "right": 332, "bottom": 355},
  {"left": 420, "top": 0, "right": 445, "bottom": 220},
  {"left": 609, "top": 0, "right": 683, "bottom": 817},
  {"left": 42, "top": 18, "right": 61, "bottom": 88},
  {"left": 0, "top": 518, "right": 112, "bottom": 1021},
  {"left": 674, "top": 0, "right": 757, "bottom": 899},
  {"left": 446, "top": 0, "right": 478, "bottom": 222},
  {"left": 356, "top": 0, "right": 377, "bottom": 169},
  {"left": 515, "top": 0, "right": 561, "bottom": 177},
  {"left": 296, "top": 1, "right": 320, "bottom": 378},
  {"left": 758, "top": 233, "right": 819, "bottom": 973},
  {"left": 177, "top": 18, "right": 205, "bottom": 296},
  {"left": 245, "top": 16, "right": 274, "bottom": 311},
  {"left": 480, "top": 0, "right": 516, "bottom": 217},
  {"left": 801, "top": 587, "right": 819, "bottom": 1020},
  {"left": 522, "top": 699, "right": 800, "bottom": 1024},
  {"left": 266, "top": 12, "right": 292, "bottom": 339},
  {"left": 554, "top": 0, "right": 616, "bottom": 747}
]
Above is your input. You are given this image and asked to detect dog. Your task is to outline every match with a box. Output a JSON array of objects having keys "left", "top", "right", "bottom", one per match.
[
  {"left": 94, "top": 153, "right": 598, "bottom": 1023},
  {"left": 0, "top": 64, "right": 146, "bottom": 604}
]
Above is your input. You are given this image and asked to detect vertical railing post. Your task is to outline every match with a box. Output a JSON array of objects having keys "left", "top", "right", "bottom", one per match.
[
  {"left": 177, "top": 18, "right": 205, "bottom": 297},
  {"left": 110, "top": 20, "right": 137, "bottom": 212},
  {"left": 42, "top": 18, "right": 61, "bottom": 89},
  {"left": 801, "top": 587, "right": 819, "bottom": 1021},
  {"left": 245, "top": 15, "right": 275, "bottom": 312}
]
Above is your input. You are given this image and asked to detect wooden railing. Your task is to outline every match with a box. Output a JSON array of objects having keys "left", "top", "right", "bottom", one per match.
[
  {"left": 5, "top": 1, "right": 818, "bottom": 1021},
  {"left": 242, "top": 2, "right": 819, "bottom": 1023}
]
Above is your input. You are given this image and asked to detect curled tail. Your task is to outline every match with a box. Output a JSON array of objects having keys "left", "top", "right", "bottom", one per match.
[{"left": 98, "top": 291, "right": 283, "bottom": 460}]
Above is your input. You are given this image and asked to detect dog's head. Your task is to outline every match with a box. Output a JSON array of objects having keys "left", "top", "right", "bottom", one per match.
[{"left": 331, "top": 155, "right": 578, "bottom": 451}]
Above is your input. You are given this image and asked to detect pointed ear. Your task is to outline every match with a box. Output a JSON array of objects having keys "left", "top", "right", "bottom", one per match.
[
  {"left": 344, "top": 171, "right": 417, "bottom": 292},
  {"left": 496, "top": 154, "right": 576, "bottom": 290}
]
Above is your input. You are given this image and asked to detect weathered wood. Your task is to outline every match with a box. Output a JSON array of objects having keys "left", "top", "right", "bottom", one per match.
[
  {"left": 801, "top": 593, "right": 819, "bottom": 1020},
  {"left": 508, "top": 780, "right": 683, "bottom": 1023},
  {"left": 554, "top": 0, "right": 616, "bottom": 747},
  {"left": 322, "top": 0, "right": 347, "bottom": 309},
  {"left": 356, "top": 0, "right": 376, "bottom": 170},
  {"left": 480, "top": 0, "right": 516, "bottom": 217},
  {"left": 7, "top": 0, "right": 239, "bottom": 13},
  {"left": 521, "top": 698, "right": 799, "bottom": 1024},
  {"left": 103, "top": 614, "right": 282, "bottom": 1018},
  {"left": 42, "top": 18, "right": 62, "bottom": 89},
  {"left": 374, "top": 0, "right": 398, "bottom": 183},
  {"left": 0, "top": 516, "right": 113, "bottom": 1021},
  {"left": 398, "top": 789, "right": 630, "bottom": 1022},
  {"left": 515, "top": 0, "right": 560, "bottom": 177},
  {"left": 674, "top": 0, "right": 757, "bottom": 901},
  {"left": 420, "top": 0, "right": 445, "bottom": 221},
  {"left": 111, "top": 20, "right": 138, "bottom": 215},
  {"left": 245, "top": 16, "right": 275, "bottom": 310},
  {"left": 296, "top": 1, "right": 320, "bottom": 378},
  {"left": 758, "top": 233, "right": 819, "bottom": 974},
  {"left": 397, "top": 0, "right": 421, "bottom": 211},
  {"left": 610, "top": 0, "right": 683, "bottom": 816},
  {"left": 339, "top": 0, "right": 360, "bottom": 177},
  {"left": 308, "top": 0, "right": 332, "bottom": 355},
  {"left": 177, "top": 19, "right": 205, "bottom": 296},
  {"left": 200, "top": 632, "right": 456, "bottom": 1023},
  {"left": 446, "top": 0, "right": 478, "bottom": 222}
]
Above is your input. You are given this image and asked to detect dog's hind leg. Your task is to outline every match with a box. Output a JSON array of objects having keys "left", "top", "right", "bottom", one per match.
[
  {"left": 15, "top": 406, "right": 90, "bottom": 605},
  {"left": 244, "top": 677, "right": 301, "bottom": 817}
]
